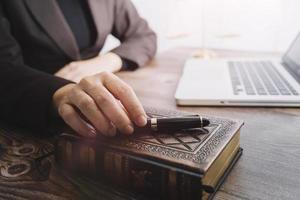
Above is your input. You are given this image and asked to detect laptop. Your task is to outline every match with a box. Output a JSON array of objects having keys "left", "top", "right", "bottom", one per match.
[{"left": 175, "top": 33, "right": 300, "bottom": 107}]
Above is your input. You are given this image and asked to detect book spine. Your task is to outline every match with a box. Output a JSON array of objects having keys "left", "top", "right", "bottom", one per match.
[{"left": 55, "top": 137, "right": 203, "bottom": 200}]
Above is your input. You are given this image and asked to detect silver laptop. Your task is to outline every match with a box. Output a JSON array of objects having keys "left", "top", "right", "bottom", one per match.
[{"left": 175, "top": 33, "right": 300, "bottom": 107}]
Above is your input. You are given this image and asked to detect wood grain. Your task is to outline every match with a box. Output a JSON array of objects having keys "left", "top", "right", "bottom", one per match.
[
  {"left": 0, "top": 48, "right": 300, "bottom": 200},
  {"left": 118, "top": 48, "right": 300, "bottom": 200}
]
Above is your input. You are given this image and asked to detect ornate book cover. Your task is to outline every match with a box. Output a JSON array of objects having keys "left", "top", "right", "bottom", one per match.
[{"left": 56, "top": 107, "right": 244, "bottom": 200}]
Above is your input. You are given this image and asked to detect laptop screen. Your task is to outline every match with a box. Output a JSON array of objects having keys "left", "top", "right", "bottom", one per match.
[{"left": 283, "top": 33, "right": 300, "bottom": 81}]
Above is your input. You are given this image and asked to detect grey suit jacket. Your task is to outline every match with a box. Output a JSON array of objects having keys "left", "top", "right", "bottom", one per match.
[
  {"left": 0, "top": 0, "right": 157, "bottom": 74},
  {"left": 0, "top": 0, "right": 156, "bottom": 132}
]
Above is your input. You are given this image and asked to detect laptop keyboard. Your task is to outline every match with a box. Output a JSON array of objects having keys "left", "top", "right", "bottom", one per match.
[{"left": 228, "top": 61, "right": 299, "bottom": 96}]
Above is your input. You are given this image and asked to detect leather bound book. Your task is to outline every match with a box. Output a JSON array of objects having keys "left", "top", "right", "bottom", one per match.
[{"left": 55, "top": 107, "right": 244, "bottom": 200}]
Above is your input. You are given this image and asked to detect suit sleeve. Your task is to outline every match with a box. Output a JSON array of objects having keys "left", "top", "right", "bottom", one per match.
[
  {"left": 111, "top": 0, "right": 157, "bottom": 69},
  {"left": 0, "top": 16, "right": 72, "bottom": 133}
]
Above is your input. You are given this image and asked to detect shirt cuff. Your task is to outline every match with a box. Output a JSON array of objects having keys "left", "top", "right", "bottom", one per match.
[{"left": 120, "top": 58, "right": 138, "bottom": 71}]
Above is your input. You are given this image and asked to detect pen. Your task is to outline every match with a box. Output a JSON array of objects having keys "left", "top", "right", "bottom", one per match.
[{"left": 145, "top": 115, "right": 210, "bottom": 132}]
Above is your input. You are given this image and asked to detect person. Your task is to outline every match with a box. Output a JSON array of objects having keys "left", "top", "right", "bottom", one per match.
[
  {"left": 0, "top": 0, "right": 156, "bottom": 82},
  {"left": 0, "top": 0, "right": 157, "bottom": 137}
]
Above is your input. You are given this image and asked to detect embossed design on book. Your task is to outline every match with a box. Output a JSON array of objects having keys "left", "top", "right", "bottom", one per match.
[{"left": 133, "top": 113, "right": 220, "bottom": 153}]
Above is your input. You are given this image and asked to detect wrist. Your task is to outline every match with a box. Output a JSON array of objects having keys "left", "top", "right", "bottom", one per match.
[{"left": 100, "top": 52, "right": 122, "bottom": 72}]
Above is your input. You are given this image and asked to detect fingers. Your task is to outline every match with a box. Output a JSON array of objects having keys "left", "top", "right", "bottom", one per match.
[
  {"left": 68, "top": 87, "right": 117, "bottom": 137},
  {"left": 55, "top": 71, "right": 145, "bottom": 138},
  {"left": 58, "top": 104, "right": 97, "bottom": 138},
  {"left": 101, "top": 72, "right": 147, "bottom": 127},
  {"left": 79, "top": 79, "right": 134, "bottom": 135}
]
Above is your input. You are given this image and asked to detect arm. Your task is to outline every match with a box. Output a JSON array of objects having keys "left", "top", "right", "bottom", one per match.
[
  {"left": 55, "top": 0, "right": 157, "bottom": 82},
  {"left": 0, "top": 16, "right": 72, "bottom": 132},
  {"left": 55, "top": 52, "right": 123, "bottom": 83},
  {"left": 111, "top": 0, "right": 157, "bottom": 69},
  {"left": 0, "top": 15, "right": 147, "bottom": 137},
  {"left": 53, "top": 71, "right": 147, "bottom": 138}
]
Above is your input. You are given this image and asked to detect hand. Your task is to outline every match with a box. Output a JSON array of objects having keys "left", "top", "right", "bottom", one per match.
[
  {"left": 55, "top": 52, "right": 123, "bottom": 83},
  {"left": 53, "top": 71, "right": 147, "bottom": 138}
]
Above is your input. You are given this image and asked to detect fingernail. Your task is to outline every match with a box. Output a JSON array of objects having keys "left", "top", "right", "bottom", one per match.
[
  {"left": 125, "top": 125, "right": 134, "bottom": 135},
  {"left": 136, "top": 115, "right": 147, "bottom": 127}
]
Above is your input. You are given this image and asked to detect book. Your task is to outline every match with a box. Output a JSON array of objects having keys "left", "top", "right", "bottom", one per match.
[{"left": 55, "top": 107, "right": 243, "bottom": 200}]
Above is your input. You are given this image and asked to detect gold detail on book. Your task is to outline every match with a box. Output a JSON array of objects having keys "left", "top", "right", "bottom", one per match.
[
  {"left": 88, "top": 147, "right": 96, "bottom": 174},
  {"left": 104, "top": 152, "right": 114, "bottom": 177},
  {"left": 131, "top": 170, "right": 152, "bottom": 189},
  {"left": 56, "top": 108, "right": 244, "bottom": 199},
  {"left": 79, "top": 145, "right": 89, "bottom": 170},
  {"left": 168, "top": 170, "right": 177, "bottom": 199},
  {"left": 114, "top": 154, "right": 123, "bottom": 182},
  {"left": 203, "top": 131, "right": 240, "bottom": 188},
  {"left": 66, "top": 141, "right": 72, "bottom": 165},
  {"left": 134, "top": 124, "right": 219, "bottom": 153}
]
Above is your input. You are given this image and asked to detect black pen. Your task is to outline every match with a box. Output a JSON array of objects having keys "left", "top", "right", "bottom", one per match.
[{"left": 145, "top": 115, "right": 210, "bottom": 132}]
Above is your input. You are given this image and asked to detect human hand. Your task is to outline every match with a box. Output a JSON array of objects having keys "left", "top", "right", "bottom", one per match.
[
  {"left": 53, "top": 71, "right": 147, "bottom": 138},
  {"left": 55, "top": 52, "right": 122, "bottom": 83}
]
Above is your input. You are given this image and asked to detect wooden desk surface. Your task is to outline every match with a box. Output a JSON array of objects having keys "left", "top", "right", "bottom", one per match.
[
  {"left": 119, "top": 48, "right": 300, "bottom": 200},
  {"left": 1, "top": 48, "right": 300, "bottom": 200}
]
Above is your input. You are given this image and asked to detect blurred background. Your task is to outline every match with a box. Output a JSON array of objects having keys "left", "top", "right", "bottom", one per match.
[{"left": 102, "top": 0, "right": 300, "bottom": 54}]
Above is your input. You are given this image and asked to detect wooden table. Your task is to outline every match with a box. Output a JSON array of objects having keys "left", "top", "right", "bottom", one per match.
[{"left": 1, "top": 48, "right": 300, "bottom": 200}]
